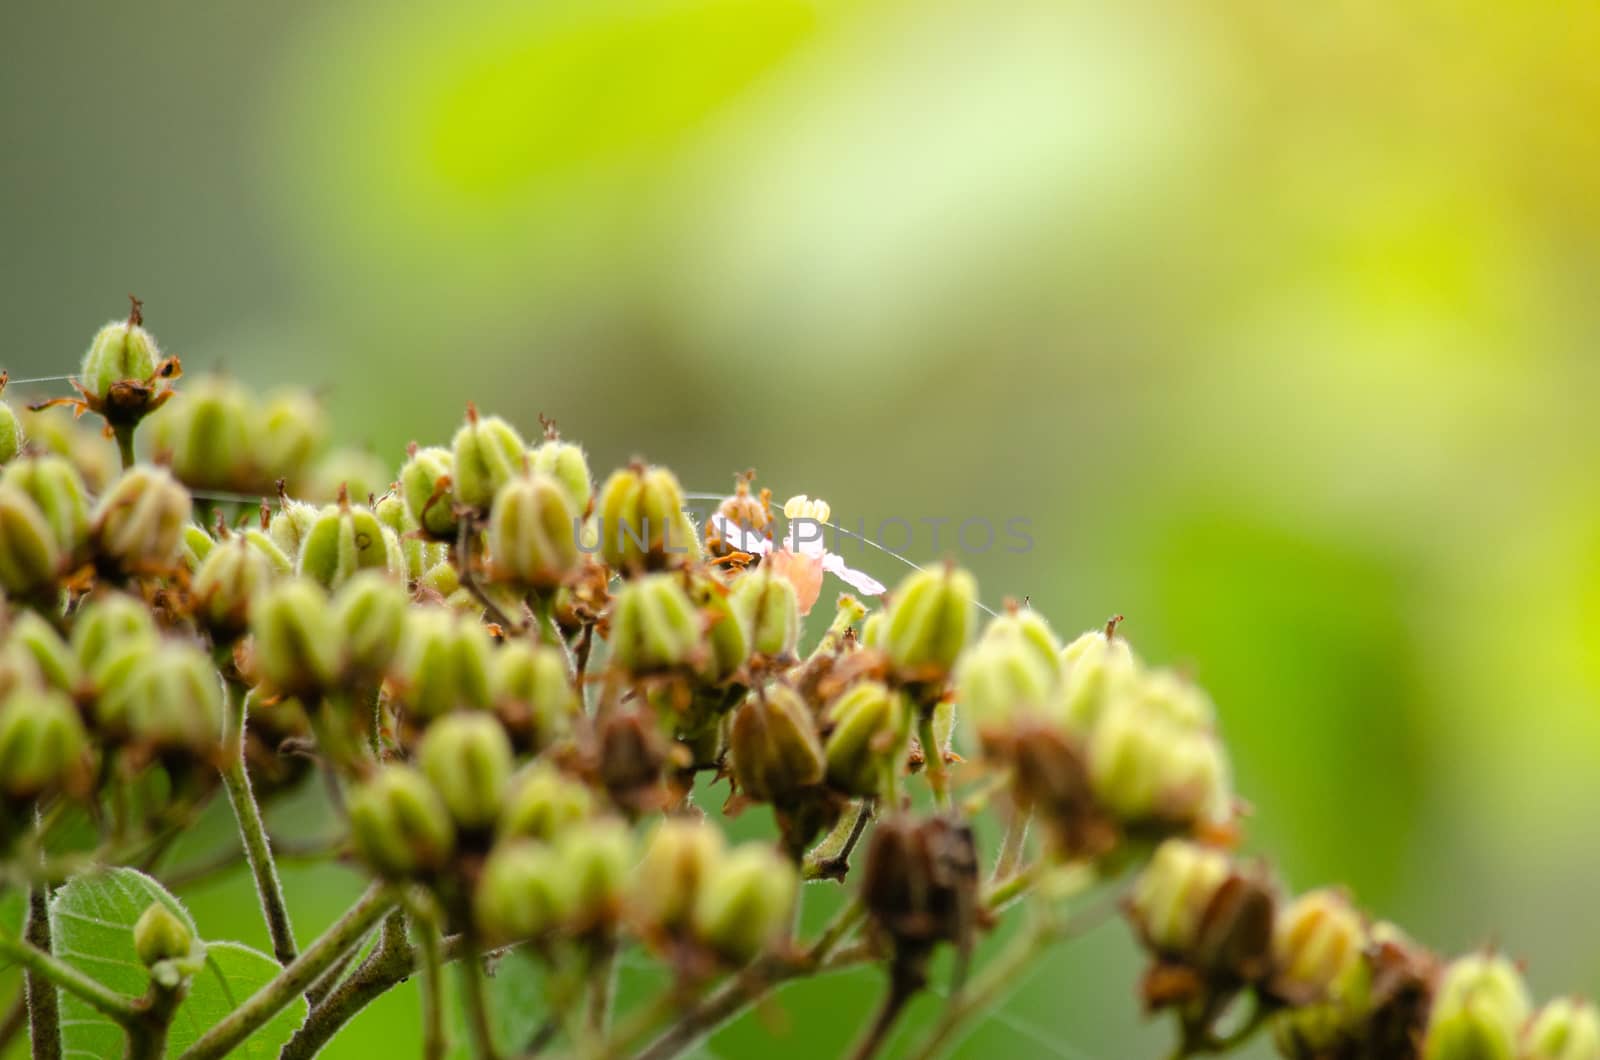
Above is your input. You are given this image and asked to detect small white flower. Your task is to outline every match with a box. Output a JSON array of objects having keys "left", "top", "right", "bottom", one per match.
[{"left": 710, "top": 494, "right": 886, "bottom": 614}]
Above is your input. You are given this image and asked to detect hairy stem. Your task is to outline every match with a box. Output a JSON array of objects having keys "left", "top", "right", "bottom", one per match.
[
  {"left": 219, "top": 677, "right": 298, "bottom": 966},
  {"left": 917, "top": 714, "right": 950, "bottom": 809},
  {"left": 23, "top": 884, "right": 61, "bottom": 1060},
  {"left": 459, "top": 935, "right": 501, "bottom": 1060},
  {"left": 124, "top": 981, "right": 185, "bottom": 1060},
  {"left": 112, "top": 424, "right": 136, "bottom": 472},
  {"left": 178, "top": 883, "right": 394, "bottom": 1060},
  {"left": 991, "top": 810, "right": 1030, "bottom": 883},
  {"left": 802, "top": 800, "right": 874, "bottom": 881},
  {"left": 0, "top": 931, "right": 140, "bottom": 1026},
  {"left": 413, "top": 912, "right": 447, "bottom": 1060}
]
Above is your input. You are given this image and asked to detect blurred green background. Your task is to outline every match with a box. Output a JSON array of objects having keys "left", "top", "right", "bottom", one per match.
[{"left": 6, "top": 1, "right": 1600, "bottom": 1056}]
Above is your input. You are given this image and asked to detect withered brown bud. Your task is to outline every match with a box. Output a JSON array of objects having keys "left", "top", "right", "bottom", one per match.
[{"left": 860, "top": 814, "right": 981, "bottom": 956}]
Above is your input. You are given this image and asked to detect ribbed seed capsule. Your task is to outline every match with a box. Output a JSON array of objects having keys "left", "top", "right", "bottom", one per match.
[
  {"left": 298, "top": 497, "right": 403, "bottom": 590},
  {"left": 1127, "top": 839, "right": 1275, "bottom": 983},
  {"left": 490, "top": 641, "right": 580, "bottom": 752},
  {"left": 823, "top": 681, "right": 901, "bottom": 797},
  {"left": 597, "top": 464, "right": 696, "bottom": 574},
  {"left": 391, "top": 607, "right": 494, "bottom": 720},
  {"left": 334, "top": 571, "right": 409, "bottom": 681},
  {"left": 418, "top": 712, "right": 513, "bottom": 831},
  {"left": 692, "top": 844, "right": 797, "bottom": 965},
  {"left": 1270, "top": 890, "right": 1374, "bottom": 1056},
  {"left": 115, "top": 641, "right": 225, "bottom": 755},
  {"left": 259, "top": 389, "right": 327, "bottom": 480},
  {"left": 0, "top": 399, "right": 19, "bottom": 464},
  {"left": 451, "top": 406, "right": 526, "bottom": 511},
  {"left": 0, "top": 484, "right": 60, "bottom": 595},
  {"left": 269, "top": 498, "right": 320, "bottom": 560},
  {"left": 250, "top": 578, "right": 344, "bottom": 698},
  {"left": 956, "top": 631, "right": 1058, "bottom": 737},
  {"left": 487, "top": 472, "right": 580, "bottom": 591},
  {"left": 497, "top": 763, "right": 593, "bottom": 842},
  {"left": 80, "top": 316, "right": 161, "bottom": 405},
  {"left": 1422, "top": 953, "right": 1531, "bottom": 1060},
  {"left": 528, "top": 437, "right": 593, "bottom": 516},
  {"left": 1, "top": 455, "right": 89, "bottom": 565},
  {"left": 6, "top": 611, "right": 80, "bottom": 693},
  {"left": 1058, "top": 623, "right": 1140, "bottom": 733},
  {"left": 608, "top": 574, "right": 701, "bottom": 675},
  {"left": 375, "top": 493, "right": 444, "bottom": 581},
  {"left": 474, "top": 841, "right": 568, "bottom": 944},
  {"left": 92, "top": 466, "right": 192, "bottom": 575},
  {"left": 71, "top": 592, "right": 157, "bottom": 677},
  {"left": 729, "top": 684, "right": 825, "bottom": 804},
  {"left": 1087, "top": 695, "right": 1231, "bottom": 828},
  {"left": 729, "top": 566, "right": 799, "bottom": 659},
  {"left": 688, "top": 574, "right": 748, "bottom": 685},
  {"left": 882, "top": 565, "right": 977, "bottom": 686},
  {"left": 400, "top": 445, "right": 458, "bottom": 540},
  {"left": 632, "top": 818, "right": 726, "bottom": 937},
  {"left": 1525, "top": 998, "right": 1600, "bottom": 1060},
  {"left": 347, "top": 765, "right": 456, "bottom": 878},
  {"left": 554, "top": 819, "right": 633, "bottom": 932},
  {"left": 146, "top": 376, "right": 251, "bottom": 490},
  {"left": 0, "top": 688, "right": 90, "bottom": 800},
  {"left": 192, "top": 535, "right": 272, "bottom": 640}
]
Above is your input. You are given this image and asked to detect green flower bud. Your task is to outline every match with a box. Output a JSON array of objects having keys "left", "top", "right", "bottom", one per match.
[
  {"left": 1, "top": 455, "right": 90, "bottom": 565},
  {"left": 302, "top": 448, "right": 389, "bottom": 507},
  {"left": 692, "top": 844, "right": 797, "bottom": 964},
  {"left": 298, "top": 496, "right": 403, "bottom": 590},
  {"left": 117, "top": 641, "right": 225, "bottom": 754},
  {"left": 132, "top": 902, "right": 194, "bottom": 969},
  {"left": 92, "top": 466, "right": 192, "bottom": 575},
  {"left": 181, "top": 523, "right": 214, "bottom": 571},
  {"left": 451, "top": 406, "right": 526, "bottom": 511},
  {"left": 860, "top": 610, "right": 885, "bottom": 650},
  {"left": 1422, "top": 953, "right": 1532, "bottom": 1060},
  {"left": 333, "top": 571, "right": 409, "bottom": 681},
  {"left": 375, "top": 493, "right": 445, "bottom": 581},
  {"left": 1271, "top": 890, "right": 1369, "bottom": 1007},
  {"left": 824, "top": 681, "right": 901, "bottom": 797},
  {"left": 347, "top": 765, "right": 456, "bottom": 878},
  {"left": 529, "top": 437, "right": 593, "bottom": 516},
  {"left": 729, "top": 566, "right": 799, "bottom": 659},
  {"left": 498, "top": 763, "right": 593, "bottom": 842},
  {"left": 260, "top": 388, "right": 327, "bottom": 478},
  {"left": 392, "top": 607, "right": 494, "bottom": 720},
  {"left": 418, "top": 712, "right": 513, "bottom": 831},
  {"left": 729, "top": 684, "right": 825, "bottom": 804},
  {"left": 632, "top": 818, "right": 726, "bottom": 936},
  {"left": 882, "top": 565, "right": 977, "bottom": 685},
  {"left": 71, "top": 592, "right": 157, "bottom": 676},
  {"left": 268, "top": 497, "right": 319, "bottom": 560},
  {"left": 192, "top": 535, "right": 272, "bottom": 640},
  {"left": 554, "top": 819, "right": 633, "bottom": 931},
  {"left": 490, "top": 640, "right": 580, "bottom": 752},
  {"left": 1059, "top": 621, "right": 1140, "bottom": 733},
  {"left": 1128, "top": 839, "right": 1275, "bottom": 982},
  {"left": 250, "top": 577, "right": 343, "bottom": 697},
  {"left": 0, "top": 398, "right": 20, "bottom": 464},
  {"left": 1087, "top": 695, "right": 1231, "bottom": 828},
  {"left": 0, "top": 688, "right": 89, "bottom": 800},
  {"left": 401, "top": 445, "right": 458, "bottom": 540},
  {"left": 608, "top": 574, "right": 701, "bottom": 674},
  {"left": 1525, "top": 998, "right": 1600, "bottom": 1060},
  {"left": 955, "top": 629, "right": 1058, "bottom": 737},
  {"left": 242, "top": 527, "right": 294, "bottom": 575},
  {"left": 146, "top": 376, "right": 252, "bottom": 490},
  {"left": 6, "top": 611, "right": 80, "bottom": 693},
  {"left": 0, "top": 484, "right": 60, "bottom": 595},
  {"left": 81, "top": 316, "right": 161, "bottom": 404},
  {"left": 474, "top": 840, "right": 568, "bottom": 944},
  {"left": 486, "top": 472, "right": 580, "bottom": 591},
  {"left": 688, "top": 573, "right": 748, "bottom": 685},
  {"left": 597, "top": 464, "right": 696, "bottom": 573}
]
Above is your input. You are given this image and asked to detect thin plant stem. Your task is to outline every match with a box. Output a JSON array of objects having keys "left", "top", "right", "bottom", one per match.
[
  {"left": 0, "top": 932, "right": 140, "bottom": 1025},
  {"left": 178, "top": 883, "right": 395, "bottom": 1060},
  {"left": 112, "top": 424, "right": 136, "bottom": 471},
  {"left": 917, "top": 714, "right": 950, "bottom": 809},
  {"left": 402, "top": 896, "right": 449, "bottom": 1060},
  {"left": 219, "top": 676, "right": 298, "bottom": 966},
  {"left": 802, "top": 800, "right": 874, "bottom": 881},
  {"left": 992, "top": 810, "right": 1030, "bottom": 883},
  {"left": 23, "top": 882, "right": 60, "bottom": 1060},
  {"left": 459, "top": 935, "right": 501, "bottom": 1060},
  {"left": 587, "top": 937, "right": 618, "bottom": 1040}
]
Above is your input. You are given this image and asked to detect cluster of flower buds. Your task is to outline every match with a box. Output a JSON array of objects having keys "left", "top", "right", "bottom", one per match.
[{"left": 2, "top": 305, "right": 1593, "bottom": 1060}]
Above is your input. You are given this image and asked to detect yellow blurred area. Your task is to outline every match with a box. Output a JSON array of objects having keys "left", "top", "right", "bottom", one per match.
[{"left": 6, "top": 1, "right": 1600, "bottom": 1054}]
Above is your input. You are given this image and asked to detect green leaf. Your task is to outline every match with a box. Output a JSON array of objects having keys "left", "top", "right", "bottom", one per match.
[{"left": 49, "top": 867, "right": 305, "bottom": 1058}]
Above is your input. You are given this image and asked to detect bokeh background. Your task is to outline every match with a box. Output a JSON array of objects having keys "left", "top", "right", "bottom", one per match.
[{"left": 6, "top": 1, "right": 1600, "bottom": 1056}]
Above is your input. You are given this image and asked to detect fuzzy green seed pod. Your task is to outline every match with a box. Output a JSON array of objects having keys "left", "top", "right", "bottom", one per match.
[
  {"left": 418, "top": 712, "right": 513, "bottom": 831},
  {"left": 597, "top": 464, "right": 695, "bottom": 574},
  {"left": 92, "top": 466, "right": 192, "bottom": 575},
  {"left": 983, "top": 607, "right": 1062, "bottom": 665},
  {"left": 554, "top": 819, "right": 633, "bottom": 932},
  {"left": 81, "top": 317, "right": 161, "bottom": 404},
  {"left": 688, "top": 574, "right": 748, "bottom": 685},
  {"left": 1525, "top": 998, "right": 1600, "bottom": 1060},
  {"left": 860, "top": 611, "right": 885, "bottom": 650},
  {"left": 250, "top": 577, "right": 344, "bottom": 698},
  {"left": 487, "top": 471, "right": 580, "bottom": 592},
  {"left": 347, "top": 765, "right": 456, "bottom": 878},
  {"left": 608, "top": 574, "right": 701, "bottom": 675},
  {"left": 1059, "top": 623, "right": 1140, "bottom": 733},
  {"left": 882, "top": 565, "right": 977, "bottom": 686},
  {"left": 391, "top": 607, "right": 494, "bottom": 720},
  {"left": 298, "top": 498, "right": 403, "bottom": 590},
  {"left": 259, "top": 388, "right": 327, "bottom": 478},
  {"left": 1087, "top": 696, "right": 1231, "bottom": 828},
  {"left": 133, "top": 903, "right": 194, "bottom": 969},
  {"left": 490, "top": 641, "right": 580, "bottom": 752},
  {"left": 181, "top": 523, "right": 214, "bottom": 571},
  {"left": 0, "top": 688, "right": 89, "bottom": 800},
  {"left": 474, "top": 840, "right": 568, "bottom": 944},
  {"left": 242, "top": 527, "right": 293, "bottom": 575},
  {"left": 1, "top": 455, "right": 90, "bottom": 565},
  {"left": 116, "top": 641, "right": 225, "bottom": 755},
  {"left": 0, "top": 399, "right": 20, "bottom": 465},
  {"left": 375, "top": 493, "right": 445, "bottom": 581},
  {"left": 1270, "top": 891, "right": 1376, "bottom": 1056},
  {"left": 1127, "top": 839, "right": 1274, "bottom": 979},
  {"left": 268, "top": 498, "right": 320, "bottom": 560},
  {"left": 497, "top": 763, "right": 593, "bottom": 842},
  {"left": 401, "top": 445, "right": 458, "bottom": 540},
  {"left": 729, "top": 684, "right": 825, "bottom": 804},
  {"left": 70, "top": 592, "right": 157, "bottom": 676},
  {"left": 955, "top": 629, "right": 1058, "bottom": 736},
  {"left": 691, "top": 843, "right": 797, "bottom": 965},
  {"left": 6, "top": 611, "right": 80, "bottom": 693},
  {"left": 631, "top": 818, "right": 726, "bottom": 937},
  {"left": 1422, "top": 953, "right": 1532, "bottom": 1060},
  {"left": 146, "top": 376, "right": 252, "bottom": 490},
  {"left": 824, "top": 681, "right": 901, "bottom": 798},
  {"left": 729, "top": 566, "right": 799, "bottom": 659},
  {"left": 333, "top": 571, "right": 409, "bottom": 681},
  {"left": 451, "top": 407, "right": 526, "bottom": 512},
  {"left": 192, "top": 535, "right": 272, "bottom": 641},
  {"left": 0, "top": 484, "right": 60, "bottom": 595},
  {"left": 529, "top": 437, "right": 593, "bottom": 516}
]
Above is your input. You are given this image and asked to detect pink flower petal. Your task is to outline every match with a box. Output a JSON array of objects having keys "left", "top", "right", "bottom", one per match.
[{"left": 820, "top": 552, "right": 887, "bottom": 597}]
